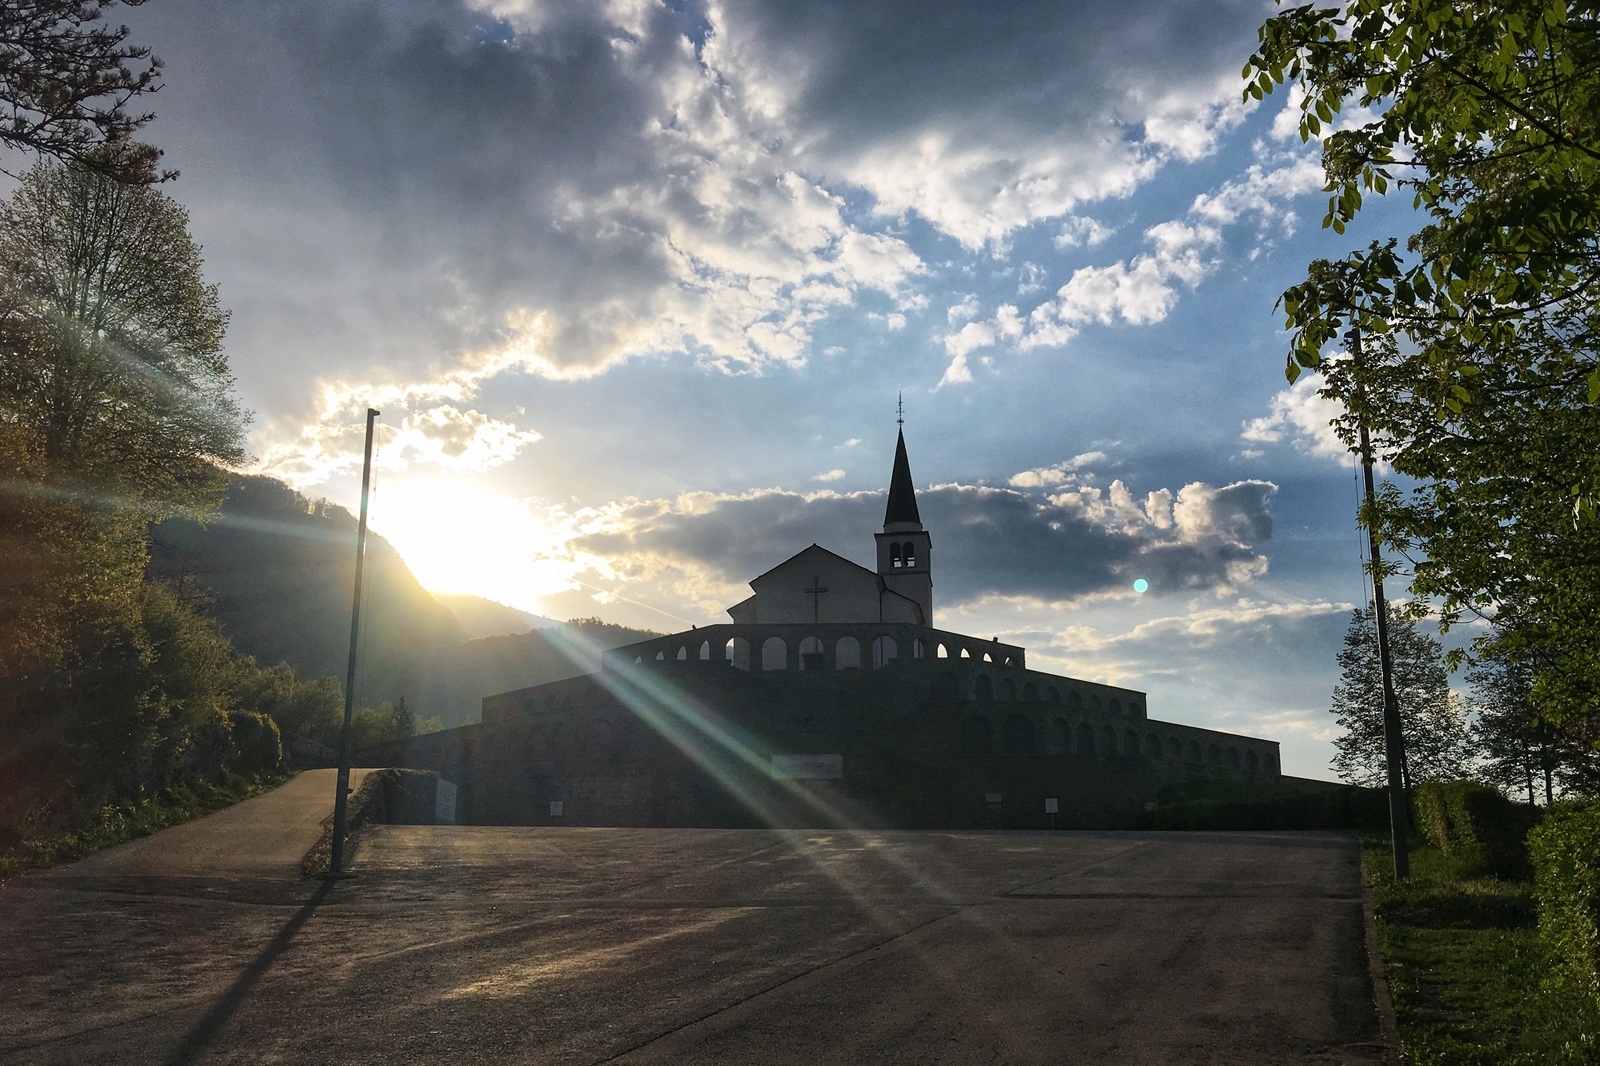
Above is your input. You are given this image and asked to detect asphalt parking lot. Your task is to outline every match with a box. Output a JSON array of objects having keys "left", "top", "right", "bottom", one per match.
[{"left": 0, "top": 776, "right": 1383, "bottom": 1064}]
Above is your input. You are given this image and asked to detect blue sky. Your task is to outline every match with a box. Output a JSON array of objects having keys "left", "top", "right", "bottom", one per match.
[{"left": 119, "top": 0, "right": 1443, "bottom": 779}]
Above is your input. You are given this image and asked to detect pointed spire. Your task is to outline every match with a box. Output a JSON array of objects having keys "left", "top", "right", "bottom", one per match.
[{"left": 883, "top": 428, "right": 922, "bottom": 529}]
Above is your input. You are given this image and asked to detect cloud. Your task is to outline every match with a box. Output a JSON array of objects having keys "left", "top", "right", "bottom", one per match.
[
  {"left": 1007, "top": 451, "right": 1107, "bottom": 488},
  {"left": 1055, "top": 215, "right": 1115, "bottom": 248},
  {"left": 812, "top": 468, "right": 845, "bottom": 481},
  {"left": 938, "top": 154, "right": 1323, "bottom": 363},
  {"left": 568, "top": 473, "right": 1278, "bottom": 612},
  {"left": 257, "top": 402, "right": 542, "bottom": 484},
  {"left": 1241, "top": 371, "right": 1350, "bottom": 460}
]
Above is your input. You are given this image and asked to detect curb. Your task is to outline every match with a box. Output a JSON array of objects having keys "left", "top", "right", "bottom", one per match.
[
  {"left": 1358, "top": 847, "right": 1401, "bottom": 1061},
  {"left": 299, "top": 769, "right": 392, "bottom": 877}
]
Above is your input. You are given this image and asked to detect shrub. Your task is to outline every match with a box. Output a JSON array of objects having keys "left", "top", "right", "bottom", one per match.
[
  {"left": 1528, "top": 803, "right": 1600, "bottom": 1060},
  {"left": 1412, "top": 779, "right": 1538, "bottom": 880},
  {"left": 227, "top": 712, "right": 282, "bottom": 777}
]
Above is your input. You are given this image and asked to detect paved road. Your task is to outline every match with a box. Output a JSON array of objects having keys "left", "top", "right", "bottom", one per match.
[
  {"left": 0, "top": 792, "right": 1383, "bottom": 1065},
  {"left": 39, "top": 768, "right": 374, "bottom": 882}
]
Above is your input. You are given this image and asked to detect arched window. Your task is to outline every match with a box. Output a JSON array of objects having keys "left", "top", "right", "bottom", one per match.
[
  {"left": 872, "top": 635, "right": 898, "bottom": 669},
  {"left": 1186, "top": 740, "right": 1202, "bottom": 762},
  {"left": 835, "top": 635, "right": 861, "bottom": 670},
  {"left": 1076, "top": 722, "right": 1096, "bottom": 756},
  {"left": 676, "top": 646, "right": 688, "bottom": 660},
  {"left": 1126, "top": 729, "right": 1139, "bottom": 756},
  {"left": 937, "top": 643, "right": 950, "bottom": 659},
  {"left": 1000, "top": 678, "right": 1016, "bottom": 702},
  {"left": 913, "top": 638, "right": 927, "bottom": 659},
  {"left": 1245, "top": 750, "right": 1260, "bottom": 772},
  {"left": 633, "top": 656, "right": 642, "bottom": 664},
  {"left": 699, "top": 640, "right": 712, "bottom": 660},
  {"left": 932, "top": 671, "right": 961, "bottom": 703},
  {"left": 1004, "top": 715, "right": 1037, "bottom": 756},
  {"left": 655, "top": 650, "right": 665, "bottom": 660},
  {"left": 1265, "top": 752, "right": 1279, "bottom": 776},
  {"left": 1207, "top": 743, "right": 1222, "bottom": 766},
  {"left": 725, "top": 638, "right": 749, "bottom": 671},
  {"left": 974, "top": 674, "right": 993, "bottom": 701},
  {"left": 960, "top": 715, "right": 993, "bottom": 755},
  {"left": 1046, "top": 687, "right": 1061, "bottom": 703},
  {"left": 982, "top": 651, "right": 994, "bottom": 663},
  {"left": 1166, "top": 737, "right": 1181, "bottom": 760},
  {"left": 1102, "top": 726, "right": 1119, "bottom": 755},
  {"left": 1068, "top": 691, "right": 1084, "bottom": 710},
  {"left": 1089, "top": 695, "right": 1103, "bottom": 713},
  {"left": 762, "top": 636, "right": 787, "bottom": 671},
  {"left": 1050, "top": 718, "right": 1071, "bottom": 754},
  {"left": 1145, "top": 733, "right": 1163, "bottom": 758},
  {"left": 798, "top": 636, "right": 824, "bottom": 671},
  {"left": 1109, "top": 698, "right": 1122, "bottom": 716},
  {"left": 902, "top": 541, "right": 917, "bottom": 568},
  {"left": 1227, "top": 747, "right": 1241, "bottom": 769},
  {"left": 960, "top": 647, "right": 972, "bottom": 659},
  {"left": 889, "top": 542, "right": 902, "bottom": 568},
  {"left": 1022, "top": 682, "right": 1038, "bottom": 702}
]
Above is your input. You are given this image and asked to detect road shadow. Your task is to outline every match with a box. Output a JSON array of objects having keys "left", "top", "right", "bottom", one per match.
[{"left": 165, "top": 879, "right": 333, "bottom": 1066}]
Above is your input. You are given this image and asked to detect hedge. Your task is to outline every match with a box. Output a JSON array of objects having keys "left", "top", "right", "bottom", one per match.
[
  {"left": 1529, "top": 802, "right": 1600, "bottom": 1060},
  {"left": 1412, "top": 779, "right": 1538, "bottom": 880},
  {"left": 227, "top": 712, "right": 282, "bottom": 778}
]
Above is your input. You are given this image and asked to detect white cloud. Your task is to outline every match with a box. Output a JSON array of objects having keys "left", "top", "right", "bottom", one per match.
[
  {"left": 812, "top": 468, "right": 845, "bottom": 481},
  {"left": 1055, "top": 215, "right": 1115, "bottom": 248},
  {"left": 1241, "top": 371, "right": 1350, "bottom": 460},
  {"left": 1008, "top": 451, "right": 1107, "bottom": 488},
  {"left": 946, "top": 293, "right": 981, "bottom": 324}
]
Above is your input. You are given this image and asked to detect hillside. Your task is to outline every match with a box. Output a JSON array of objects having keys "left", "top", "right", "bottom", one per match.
[
  {"left": 434, "top": 593, "right": 555, "bottom": 639},
  {"left": 148, "top": 475, "right": 658, "bottom": 726}
]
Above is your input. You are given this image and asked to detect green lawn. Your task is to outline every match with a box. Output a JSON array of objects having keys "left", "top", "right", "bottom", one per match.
[{"left": 1364, "top": 836, "right": 1591, "bottom": 1065}]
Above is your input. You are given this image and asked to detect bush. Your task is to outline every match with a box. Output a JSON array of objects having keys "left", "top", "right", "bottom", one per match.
[
  {"left": 1412, "top": 779, "right": 1538, "bottom": 880},
  {"left": 1528, "top": 803, "right": 1600, "bottom": 1061},
  {"left": 227, "top": 712, "right": 282, "bottom": 777}
]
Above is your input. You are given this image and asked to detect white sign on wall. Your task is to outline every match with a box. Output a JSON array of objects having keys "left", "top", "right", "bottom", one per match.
[
  {"left": 435, "top": 778, "right": 458, "bottom": 825},
  {"left": 770, "top": 754, "right": 843, "bottom": 780},
  {"left": 549, "top": 800, "right": 564, "bottom": 817},
  {"left": 1044, "top": 798, "right": 1059, "bottom": 814}
]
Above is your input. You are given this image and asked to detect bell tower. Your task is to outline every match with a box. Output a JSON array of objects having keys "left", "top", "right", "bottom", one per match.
[{"left": 875, "top": 407, "right": 933, "bottom": 624}]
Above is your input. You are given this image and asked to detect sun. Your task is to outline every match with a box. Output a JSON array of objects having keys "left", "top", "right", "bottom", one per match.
[{"left": 369, "top": 477, "right": 564, "bottom": 610}]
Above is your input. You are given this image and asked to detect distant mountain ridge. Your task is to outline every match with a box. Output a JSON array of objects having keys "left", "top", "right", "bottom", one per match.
[
  {"left": 149, "top": 474, "right": 657, "bottom": 727},
  {"left": 433, "top": 593, "right": 556, "bottom": 639}
]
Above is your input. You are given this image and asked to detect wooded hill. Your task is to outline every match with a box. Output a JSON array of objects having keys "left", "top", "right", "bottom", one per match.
[{"left": 148, "top": 474, "right": 657, "bottom": 727}]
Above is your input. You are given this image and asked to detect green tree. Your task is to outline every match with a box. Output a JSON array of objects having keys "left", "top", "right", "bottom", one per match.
[
  {"left": 1245, "top": 0, "right": 1600, "bottom": 722},
  {"left": 0, "top": 152, "right": 244, "bottom": 509},
  {"left": 1330, "top": 604, "right": 1472, "bottom": 787}
]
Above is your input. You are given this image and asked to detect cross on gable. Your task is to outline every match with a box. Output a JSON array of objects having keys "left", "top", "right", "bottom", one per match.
[{"left": 802, "top": 576, "right": 830, "bottom": 623}]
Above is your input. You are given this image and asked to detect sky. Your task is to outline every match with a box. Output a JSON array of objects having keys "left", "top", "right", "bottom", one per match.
[{"left": 112, "top": 0, "right": 1447, "bottom": 780}]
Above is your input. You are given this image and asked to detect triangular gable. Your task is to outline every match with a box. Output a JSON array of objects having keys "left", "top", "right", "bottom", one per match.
[{"left": 746, "top": 543, "right": 876, "bottom": 590}]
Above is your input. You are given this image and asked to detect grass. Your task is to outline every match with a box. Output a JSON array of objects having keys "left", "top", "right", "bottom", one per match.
[
  {"left": 1363, "top": 833, "right": 1589, "bottom": 1065},
  {"left": 0, "top": 771, "right": 291, "bottom": 879}
]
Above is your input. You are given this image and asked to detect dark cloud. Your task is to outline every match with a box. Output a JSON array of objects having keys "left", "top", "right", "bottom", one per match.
[{"left": 576, "top": 477, "right": 1277, "bottom": 606}]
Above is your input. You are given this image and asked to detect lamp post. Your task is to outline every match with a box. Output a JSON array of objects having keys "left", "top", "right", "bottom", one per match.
[
  {"left": 328, "top": 407, "right": 379, "bottom": 878},
  {"left": 1348, "top": 328, "right": 1409, "bottom": 880}
]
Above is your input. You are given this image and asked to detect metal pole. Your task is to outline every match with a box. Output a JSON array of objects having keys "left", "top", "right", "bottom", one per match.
[
  {"left": 328, "top": 408, "right": 379, "bottom": 878},
  {"left": 1349, "top": 328, "right": 1409, "bottom": 880}
]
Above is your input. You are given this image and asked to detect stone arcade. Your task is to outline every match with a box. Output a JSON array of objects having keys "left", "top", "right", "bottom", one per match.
[{"left": 372, "top": 430, "right": 1282, "bottom": 828}]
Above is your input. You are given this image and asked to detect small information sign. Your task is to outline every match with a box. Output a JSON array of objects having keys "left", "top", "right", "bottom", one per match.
[
  {"left": 435, "top": 778, "right": 457, "bottom": 825},
  {"left": 549, "top": 800, "right": 564, "bottom": 817},
  {"left": 985, "top": 793, "right": 1002, "bottom": 804},
  {"left": 1044, "top": 798, "right": 1059, "bottom": 814}
]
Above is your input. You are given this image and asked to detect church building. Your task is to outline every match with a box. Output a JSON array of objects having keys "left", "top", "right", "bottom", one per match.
[{"left": 370, "top": 429, "right": 1284, "bottom": 829}]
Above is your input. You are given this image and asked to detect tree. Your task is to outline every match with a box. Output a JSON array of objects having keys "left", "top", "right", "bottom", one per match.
[
  {"left": 1330, "top": 604, "right": 1471, "bottom": 787},
  {"left": 0, "top": 1, "right": 167, "bottom": 183},
  {"left": 0, "top": 152, "right": 244, "bottom": 509},
  {"left": 1245, "top": 1, "right": 1600, "bottom": 722}
]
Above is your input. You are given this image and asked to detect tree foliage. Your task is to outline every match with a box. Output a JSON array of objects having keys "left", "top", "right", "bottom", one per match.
[
  {"left": 1245, "top": 1, "right": 1600, "bottom": 723},
  {"left": 0, "top": 1, "right": 167, "bottom": 183},
  {"left": 1331, "top": 604, "right": 1472, "bottom": 787},
  {"left": 0, "top": 154, "right": 242, "bottom": 508}
]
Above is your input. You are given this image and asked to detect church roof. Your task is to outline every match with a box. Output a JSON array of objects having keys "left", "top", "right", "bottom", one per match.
[
  {"left": 747, "top": 543, "right": 876, "bottom": 587},
  {"left": 883, "top": 429, "right": 922, "bottom": 528}
]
